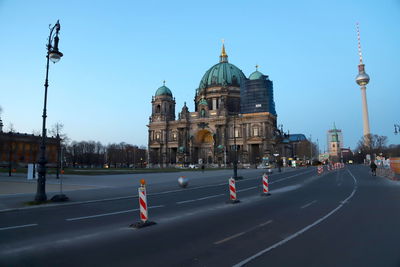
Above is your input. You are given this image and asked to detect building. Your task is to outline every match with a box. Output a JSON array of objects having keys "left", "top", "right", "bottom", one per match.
[
  {"left": 147, "top": 44, "right": 278, "bottom": 167},
  {"left": 0, "top": 116, "right": 60, "bottom": 169},
  {"left": 327, "top": 126, "right": 343, "bottom": 152},
  {"left": 327, "top": 124, "right": 342, "bottom": 162}
]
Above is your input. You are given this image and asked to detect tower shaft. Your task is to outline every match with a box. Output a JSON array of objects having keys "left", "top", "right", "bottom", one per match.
[{"left": 360, "top": 86, "right": 371, "bottom": 137}]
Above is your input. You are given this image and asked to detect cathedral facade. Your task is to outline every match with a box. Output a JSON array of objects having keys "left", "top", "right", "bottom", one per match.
[{"left": 148, "top": 45, "right": 278, "bottom": 167}]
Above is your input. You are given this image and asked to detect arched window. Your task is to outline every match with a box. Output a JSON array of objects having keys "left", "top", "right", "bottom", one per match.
[
  {"left": 156, "top": 105, "right": 161, "bottom": 113},
  {"left": 253, "top": 127, "right": 259, "bottom": 137}
]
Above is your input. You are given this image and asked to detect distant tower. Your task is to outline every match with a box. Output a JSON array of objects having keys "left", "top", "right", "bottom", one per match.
[
  {"left": 328, "top": 123, "right": 341, "bottom": 158},
  {"left": 355, "top": 23, "right": 371, "bottom": 145}
]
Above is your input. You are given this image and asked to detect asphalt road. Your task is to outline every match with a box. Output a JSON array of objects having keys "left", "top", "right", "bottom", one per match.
[{"left": 1, "top": 165, "right": 399, "bottom": 267}]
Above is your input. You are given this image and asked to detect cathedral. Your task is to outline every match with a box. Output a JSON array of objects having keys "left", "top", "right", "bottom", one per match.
[{"left": 148, "top": 44, "right": 278, "bottom": 167}]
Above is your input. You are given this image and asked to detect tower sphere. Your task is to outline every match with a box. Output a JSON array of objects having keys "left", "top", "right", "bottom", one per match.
[{"left": 356, "top": 72, "right": 370, "bottom": 86}]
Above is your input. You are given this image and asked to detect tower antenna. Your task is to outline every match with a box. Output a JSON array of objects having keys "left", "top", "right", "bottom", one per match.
[{"left": 356, "top": 22, "right": 363, "bottom": 64}]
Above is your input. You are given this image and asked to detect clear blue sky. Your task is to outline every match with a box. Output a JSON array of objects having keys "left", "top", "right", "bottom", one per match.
[{"left": 0, "top": 0, "right": 399, "bottom": 151}]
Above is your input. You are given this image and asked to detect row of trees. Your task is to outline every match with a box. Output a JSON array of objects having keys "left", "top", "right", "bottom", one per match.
[
  {"left": 48, "top": 123, "right": 147, "bottom": 168},
  {"left": 63, "top": 141, "right": 147, "bottom": 168},
  {"left": 354, "top": 134, "right": 400, "bottom": 163}
]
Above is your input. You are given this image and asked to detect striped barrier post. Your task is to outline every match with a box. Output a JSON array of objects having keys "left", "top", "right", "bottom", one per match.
[
  {"left": 228, "top": 177, "right": 240, "bottom": 203},
  {"left": 130, "top": 179, "right": 156, "bottom": 228},
  {"left": 317, "top": 166, "right": 323, "bottom": 175},
  {"left": 139, "top": 185, "right": 148, "bottom": 222},
  {"left": 262, "top": 173, "right": 271, "bottom": 196}
]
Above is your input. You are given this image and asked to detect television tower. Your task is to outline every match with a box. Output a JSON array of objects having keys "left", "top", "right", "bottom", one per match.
[{"left": 355, "top": 23, "right": 371, "bottom": 145}]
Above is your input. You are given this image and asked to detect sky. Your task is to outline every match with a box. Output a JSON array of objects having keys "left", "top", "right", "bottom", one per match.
[{"left": 0, "top": 0, "right": 399, "bottom": 152}]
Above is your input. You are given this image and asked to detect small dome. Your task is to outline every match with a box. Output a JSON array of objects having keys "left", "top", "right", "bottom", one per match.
[
  {"left": 155, "top": 85, "right": 173, "bottom": 96},
  {"left": 198, "top": 98, "right": 208, "bottom": 106},
  {"left": 249, "top": 70, "right": 264, "bottom": 80}
]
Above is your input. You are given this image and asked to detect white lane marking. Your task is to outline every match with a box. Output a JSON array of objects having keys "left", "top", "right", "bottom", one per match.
[
  {"left": 237, "top": 186, "right": 258, "bottom": 192},
  {"left": 270, "top": 170, "right": 314, "bottom": 185},
  {"left": 66, "top": 205, "right": 164, "bottom": 221},
  {"left": 215, "top": 220, "right": 273, "bottom": 245},
  {"left": 0, "top": 223, "right": 38, "bottom": 231},
  {"left": 176, "top": 194, "right": 225, "bottom": 205},
  {"left": 232, "top": 169, "right": 358, "bottom": 267},
  {"left": 300, "top": 200, "right": 317, "bottom": 209},
  {"left": 259, "top": 220, "right": 273, "bottom": 227},
  {"left": 215, "top": 232, "right": 246, "bottom": 245}
]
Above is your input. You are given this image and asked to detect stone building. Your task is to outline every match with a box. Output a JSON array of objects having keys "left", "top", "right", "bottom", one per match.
[
  {"left": 148, "top": 45, "right": 278, "bottom": 167},
  {"left": 0, "top": 117, "right": 60, "bottom": 168}
]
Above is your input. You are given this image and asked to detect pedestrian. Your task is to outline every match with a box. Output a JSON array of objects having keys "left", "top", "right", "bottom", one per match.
[
  {"left": 201, "top": 164, "right": 205, "bottom": 173},
  {"left": 370, "top": 161, "right": 377, "bottom": 176}
]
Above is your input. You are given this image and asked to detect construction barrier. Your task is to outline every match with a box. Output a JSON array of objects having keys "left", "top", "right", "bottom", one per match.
[
  {"left": 139, "top": 185, "right": 148, "bottom": 222},
  {"left": 390, "top": 158, "right": 400, "bottom": 175},
  {"left": 130, "top": 179, "right": 156, "bottom": 228},
  {"left": 262, "top": 173, "right": 271, "bottom": 196},
  {"left": 228, "top": 177, "right": 240, "bottom": 203},
  {"left": 317, "top": 166, "right": 324, "bottom": 175}
]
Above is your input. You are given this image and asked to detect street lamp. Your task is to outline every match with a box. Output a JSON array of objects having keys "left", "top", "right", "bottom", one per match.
[
  {"left": 233, "top": 115, "right": 238, "bottom": 179},
  {"left": 35, "top": 20, "right": 63, "bottom": 202},
  {"left": 394, "top": 124, "right": 400, "bottom": 135}
]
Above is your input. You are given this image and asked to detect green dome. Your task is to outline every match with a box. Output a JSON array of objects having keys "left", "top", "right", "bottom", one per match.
[
  {"left": 199, "top": 62, "right": 246, "bottom": 89},
  {"left": 155, "top": 85, "right": 172, "bottom": 97},
  {"left": 198, "top": 98, "right": 208, "bottom": 106},
  {"left": 249, "top": 70, "right": 264, "bottom": 80}
]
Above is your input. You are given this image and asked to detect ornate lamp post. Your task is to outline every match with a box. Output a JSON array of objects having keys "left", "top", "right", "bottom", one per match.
[
  {"left": 233, "top": 115, "right": 238, "bottom": 179},
  {"left": 394, "top": 124, "right": 400, "bottom": 135},
  {"left": 35, "top": 20, "right": 63, "bottom": 202}
]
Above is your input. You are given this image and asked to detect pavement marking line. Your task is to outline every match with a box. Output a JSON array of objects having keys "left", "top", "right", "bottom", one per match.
[
  {"left": 0, "top": 223, "right": 38, "bottom": 231},
  {"left": 270, "top": 170, "right": 314, "bottom": 185},
  {"left": 215, "top": 220, "right": 273, "bottom": 245},
  {"left": 300, "top": 200, "right": 317, "bottom": 209},
  {"left": 259, "top": 220, "right": 273, "bottom": 227},
  {"left": 237, "top": 186, "right": 258, "bottom": 193},
  {"left": 214, "top": 232, "right": 246, "bottom": 245},
  {"left": 232, "top": 168, "right": 358, "bottom": 267},
  {"left": 176, "top": 194, "right": 225, "bottom": 205},
  {"left": 65, "top": 205, "right": 164, "bottom": 221}
]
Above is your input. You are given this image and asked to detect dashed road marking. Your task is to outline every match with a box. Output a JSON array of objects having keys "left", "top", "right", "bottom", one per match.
[
  {"left": 214, "top": 220, "right": 273, "bottom": 245},
  {"left": 300, "top": 200, "right": 317, "bottom": 209},
  {"left": 66, "top": 205, "right": 164, "bottom": 221},
  {"left": 0, "top": 223, "right": 38, "bottom": 231}
]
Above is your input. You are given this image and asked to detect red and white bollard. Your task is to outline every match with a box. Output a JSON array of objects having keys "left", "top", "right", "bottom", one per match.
[
  {"left": 317, "top": 166, "right": 324, "bottom": 175},
  {"left": 130, "top": 179, "right": 156, "bottom": 228},
  {"left": 228, "top": 177, "right": 240, "bottom": 203},
  {"left": 262, "top": 173, "right": 271, "bottom": 196},
  {"left": 139, "top": 185, "right": 148, "bottom": 222}
]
